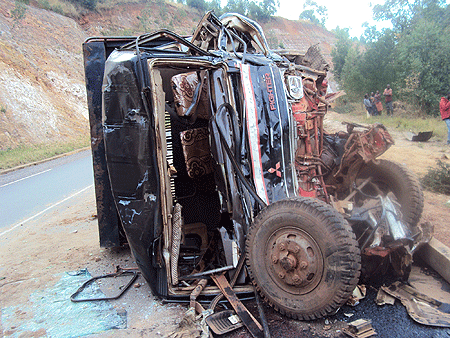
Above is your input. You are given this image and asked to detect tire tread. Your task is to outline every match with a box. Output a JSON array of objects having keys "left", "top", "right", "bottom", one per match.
[{"left": 246, "top": 197, "right": 361, "bottom": 320}]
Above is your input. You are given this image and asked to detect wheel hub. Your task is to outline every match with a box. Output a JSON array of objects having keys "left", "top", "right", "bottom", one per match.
[{"left": 268, "top": 228, "right": 323, "bottom": 294}]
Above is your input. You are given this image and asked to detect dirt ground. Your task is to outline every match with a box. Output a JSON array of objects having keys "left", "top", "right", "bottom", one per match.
[
  {"left": 0, "top": 188, "right": 186, "bottom": 337},
  {"left": 1, "top": 112, "right": 449, "bottom": 337}
]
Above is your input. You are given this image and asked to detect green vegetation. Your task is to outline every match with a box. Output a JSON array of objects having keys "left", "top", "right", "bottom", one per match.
[
  {"left": 332, "top": 100, "right": 447, "bottom": 140},
  {"left": 11, "top": 0, "right": 29, "bottom": 22},
  {"left": 70, "top": 0, "right": 98, "bottom": 10},
  {"left": 183, "top": 0, "right": 278, "bottom": 21},
  {"left": 331, "top": 0, "right": 450, "bottom": 116},
  {"left": 35, "top": 0, "right": 82, "bottom": 17},
  {"left": 299, "top": 0, "right": 327, "bottom": 27},
  {"left": 0, "top": 137, "right": 90, "bottom": 170},
  {"left": 421, "top": 160, "right": 450, "bottom": 195}
]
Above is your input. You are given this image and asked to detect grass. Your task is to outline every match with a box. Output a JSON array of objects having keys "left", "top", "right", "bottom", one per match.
[
  {"left": 421, "top": 160, "right": 450, "bottom": 195},
  {"left": 365, "top": 115, "right": 445, "bottom": 139},
  {"left": 332, "top": 100, "right": 446, "bottom": 141},
  {"left": 36, "top": 0, "right": 78, "bottom": 18},
  {"left": 0, "top": 137, "right": 90, "bottom": 170}
]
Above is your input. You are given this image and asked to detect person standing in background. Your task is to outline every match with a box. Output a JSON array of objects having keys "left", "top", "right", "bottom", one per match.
[
  {"left": 374, "top": 90, "right": 383, "bottom": 115},
  {"left": 383, "top": 84, "right": 393, "bottom": 116},
  {"left": 369, "top": 92, "right": 378, "bottom": 115},
  {"left": 440, "top": 93, "right": 450, "bottom": 145},
  {"left": 363, "top": 94, "right": 373, "bottom": 118}
]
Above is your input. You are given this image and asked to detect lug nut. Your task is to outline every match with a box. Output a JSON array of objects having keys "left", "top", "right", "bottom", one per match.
[
  {"left": 300, "top": 261, "right": 308, "bottom": 269},
  {"left": 292, "top": 274, "right": 302, "bottom": 283},
  {"left": 272, "top": 255, "right": 278, "bottom": 264},
  {"left": 278, "top": 272, "right": 285, "bottom": 279},
  {"left": 279, "top": 243, "right": 286, "bottom": 251}
]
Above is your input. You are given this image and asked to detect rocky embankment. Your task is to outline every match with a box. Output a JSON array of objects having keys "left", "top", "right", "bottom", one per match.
[{"left": 0, "top": 0, "right": 335, "bottom": 150}]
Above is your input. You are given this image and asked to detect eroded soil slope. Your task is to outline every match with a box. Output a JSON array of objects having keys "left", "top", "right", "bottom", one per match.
[
  {"left": 0, "top": 0, "right": 88, "bottom": 149},
  {"left": 0, "top": 0, "right": 335, "bottom": 150}
]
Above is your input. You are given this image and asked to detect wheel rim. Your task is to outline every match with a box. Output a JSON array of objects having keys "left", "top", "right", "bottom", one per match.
[{"left": 266, "top": 226, "right": 324, "bottom": 295}]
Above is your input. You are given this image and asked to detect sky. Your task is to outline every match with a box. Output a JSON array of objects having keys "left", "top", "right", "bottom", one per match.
[{"left": 276, "top": 0, "right": 392, "bottom": 38}]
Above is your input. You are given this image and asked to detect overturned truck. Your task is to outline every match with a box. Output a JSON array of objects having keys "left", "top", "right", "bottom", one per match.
[{"left": 83, "top": 12, "right": 426, "bottom": 321}]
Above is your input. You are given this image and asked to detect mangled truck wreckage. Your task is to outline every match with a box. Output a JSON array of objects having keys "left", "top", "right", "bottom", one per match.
[{"left": 83, "top": 12, "right": 426, "bottom": 323}]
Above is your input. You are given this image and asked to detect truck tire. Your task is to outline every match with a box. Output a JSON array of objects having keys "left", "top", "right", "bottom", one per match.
[
  {"left": 357, "top": 159, "right": 424, "bottom": 227},
  {"left": 246, "top": 197, "right": 361, "bottom": 320}
]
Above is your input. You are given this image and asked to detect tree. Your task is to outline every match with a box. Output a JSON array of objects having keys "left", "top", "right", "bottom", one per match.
[
  {"left": 331, "top": 27, "right": 351, "bottom": 81},
  {"left": 360, "top": 22, "right": 382, "bottom": 44},
  {"left": 224, "top": 0, "right": 249, "bottom": 15},
  {"left": 334, "top": 0, "right": 450, "bottom": 115},
  {"left": 208, "top": 0, "right": 223, "bottom": 15},
  {"left": 299, "top": 0, "right": 328, "bottom": 27},
  {"left": 187, "top": 0, "right": 208, "bottom": 12},
  {"left": 372, "top": 0, "right": 446, "bottom": 33},
  {"left": 248, "top": 0, "right": 279, "bottom": 21},
  {"left": 394, "top": 17, "right": 450, "bottom": 113},
  {"left": 223, "top": 0, "right": 278, "bottom": 21},
  {"left": 340, "top": 46, "right": 365, "bottom": 100},
  {"left": 373, "top": 0, "right": 450, "bottom": 114},
  {"left": 70, "top": 0, "right": 98, "bottom": 10}
]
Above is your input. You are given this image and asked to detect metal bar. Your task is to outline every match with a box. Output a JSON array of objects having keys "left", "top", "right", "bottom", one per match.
[
  {"left": 179, "top": 265, "right": 235, "bottom": 280},
  {"left": 70, "top": 271, "right": 139, "bottom": 302},
  {"left": 211, "top": 273, "right": 264, "bottom": 338}
]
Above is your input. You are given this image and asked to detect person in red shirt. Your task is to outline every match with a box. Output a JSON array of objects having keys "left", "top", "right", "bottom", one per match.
[
  {"left": 440, "top": 94, "right": 450, "bottom": 145},
  {"left": 383, "top": 84, "right": 393, "bottom": 116}
]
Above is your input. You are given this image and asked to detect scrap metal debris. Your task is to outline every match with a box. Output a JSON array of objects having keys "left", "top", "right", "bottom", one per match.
[
  {"left": 205, "top": 309, "right": 244, "bottom": 335},
  {"left": 82, "top": 9, "right": 429, "bottom": 325},
  {"left": 347, "top": 285, "right": 367, "bottom": 306},
  {"left": 70, "top": 268, "right": 139, "bottom": 302},
  {"left": 375, "top": 288, "right": 396, "bottom": 306},
  {"left": 211, "top": 273, "right": 264, "bottom": 338},
  {"left": 167, "top": 307, "right": 210, "bottom": 338},
  {"left": 405, "top": 131, "right": 433, "bottom": 142},
  {"left": 343, "top": 319, "right": 377, "bottom": 338},
  {"left": 381, "top": 281, "right": 450, "bottom": 327}
]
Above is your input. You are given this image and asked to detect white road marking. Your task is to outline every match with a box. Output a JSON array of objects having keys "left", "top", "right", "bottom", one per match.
[
  {"left": 0, "top": 169, "right": 52, "bottom": 188},
  {"left": 0, "top": 184, "right": 93, "bottom": 237}
]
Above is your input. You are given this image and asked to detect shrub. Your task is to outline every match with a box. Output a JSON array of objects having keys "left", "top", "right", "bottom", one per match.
[
  {"left": 69, "top": 0, "right": 97, "bottom": 10},
  {"left": 421, "top": 160, "right": 450, "bottom": 195}
]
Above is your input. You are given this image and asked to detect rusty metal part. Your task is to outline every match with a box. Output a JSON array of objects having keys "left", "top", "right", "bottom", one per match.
[
  {"left": 328, "top": 125, "right": 394, "bottom": 198},
  {"left": 381, "top": 281, "right": 450, "bottom": 327},
  {"left": 189, "top": 279, "right": 208, "bottom": 309},
  {"left": 211, "top": 273, "right": 264, "bottom": 338},
  {"left": 364, "top": 246, "right": 395, "bottom": 258},
  {"left": 362, "top": 244, "right": 412, "bottom": 280},
  {"left": 376, "top": 288, "right": 396, "bottom": 305},
  {"left": 209, "top": 251, "right": 247, "bottom": 311},
  {"left": 267, "top": 227, "right": 323, "bottom": 294},
  {"left": 343, "top": 319, "right": 377, "bottom": 338},
  {"left": 254, "top": 286, "right": 271, "bottom": 338},
  {"left": 347, "top": 285, "right": 367, "bottom": 307},
  {"left": 304, "top": 87, "right": 330, "bottom": 106}
]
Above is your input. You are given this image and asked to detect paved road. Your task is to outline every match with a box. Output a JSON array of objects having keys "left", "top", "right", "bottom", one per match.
[{"left": 0, "top": 150, "right": 94, "bottom": 235}]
